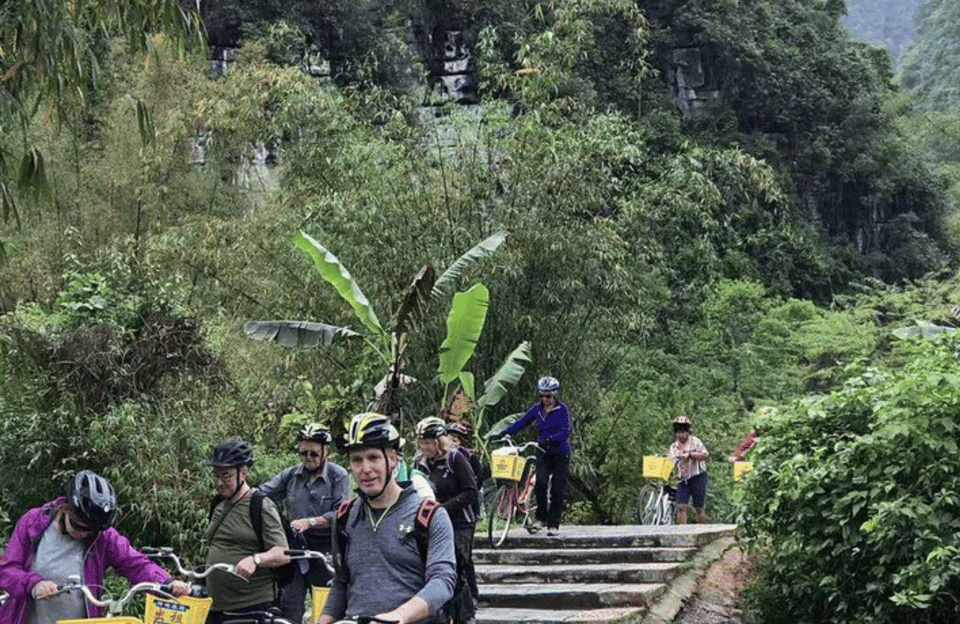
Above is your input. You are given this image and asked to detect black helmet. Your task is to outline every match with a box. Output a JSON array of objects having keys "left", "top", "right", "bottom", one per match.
[
  {"left": 345, "top": 413, "right": 400, "bottom": 451},
  {"left": 446, "top": 422, "right": 473, "bottom": 441},
  {"left": 67, "top": 470, "right": 117, "bottom": 531},
  {"left": 297, "top": 423, "right": 333, "bottom": 445},
  {"left": 206, "top": 440, "right": 254, "bottom": 468}
]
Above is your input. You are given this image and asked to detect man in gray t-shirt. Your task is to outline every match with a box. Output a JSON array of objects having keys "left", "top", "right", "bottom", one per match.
[{"left": 320, "top": 413, "right": 456, "bottom": 624}]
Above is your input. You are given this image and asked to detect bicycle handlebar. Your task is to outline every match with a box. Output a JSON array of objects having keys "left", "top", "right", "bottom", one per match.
[
  {"left": 284, "top": 549, "right": 335, "bottom": 575},
  {"left": 490, "top": 436, "right": 541, "bottom": 455},
  {"left": 143, "top": 546, "right": 241, "bottom": 579},
  {"left": 55, "top": 576, "right": 178, "bottom": 614}
]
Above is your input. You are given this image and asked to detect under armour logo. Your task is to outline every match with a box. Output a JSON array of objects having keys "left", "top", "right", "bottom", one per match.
[{"left": 397, "top": 523, "right": 413, "bottom": 535}]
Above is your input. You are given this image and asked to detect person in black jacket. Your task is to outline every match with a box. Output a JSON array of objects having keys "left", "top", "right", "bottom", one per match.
[{"left": 414, "top": 417, "right": 478, "bottom": 624}]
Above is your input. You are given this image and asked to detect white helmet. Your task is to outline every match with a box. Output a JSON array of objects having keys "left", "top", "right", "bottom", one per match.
[{"left": 537, "top": 376, "right": 560, "bottom": 395}]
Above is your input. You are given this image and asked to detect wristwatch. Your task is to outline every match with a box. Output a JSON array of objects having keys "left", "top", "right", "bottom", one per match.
[
  {"left": 253, "top": 553, "right": 262, "bottom": 567},
  {"left": 308, "top": 517, "right": 318, "bottom": 528}
]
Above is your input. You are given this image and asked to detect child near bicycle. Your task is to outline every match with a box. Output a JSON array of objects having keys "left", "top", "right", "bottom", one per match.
[{"left": 668, "top": 415, "right": 710, "bottom": 524}]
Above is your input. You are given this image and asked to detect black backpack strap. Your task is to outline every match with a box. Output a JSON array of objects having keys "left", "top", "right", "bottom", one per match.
[
  {"left": 249, "top": 489, "right": 267, "bottom": 552},
  {"left": 335, "top": 497, "right": 357, "bottom": 584},
  {"left": 414, "top": 499, "right": 441, "bottom": 564}
]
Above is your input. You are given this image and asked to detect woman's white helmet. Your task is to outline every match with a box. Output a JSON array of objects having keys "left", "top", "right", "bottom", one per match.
[{"left": 537, "top": 376, "right": 560, "bottom": 395}]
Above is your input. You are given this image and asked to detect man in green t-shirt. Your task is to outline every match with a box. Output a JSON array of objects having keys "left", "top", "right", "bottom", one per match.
[{"left": 204, "top": 440, "right": 289, "bottom": 624}]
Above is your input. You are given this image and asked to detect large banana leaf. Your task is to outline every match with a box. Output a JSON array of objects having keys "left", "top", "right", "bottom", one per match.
[
  {"left": 244, "top": 320, "right": 359, "bottom": 348},
  {"left": 478, "top": 340, "right": 532, "bottom": 409},
  {"left": 437, "top": 283, "right": 489, "bottom": 385},
  {"left": 393, "top": 264, "right": 436, "bottom": 336},
  {"left": 892, "top": 321, "right": 959, "bottom": 339},
  {"left": 294, "top": 231, "right": 385, "bottom": 341},
  {"left": 432, "top": 232, "right": 507, "bottom": 300}
]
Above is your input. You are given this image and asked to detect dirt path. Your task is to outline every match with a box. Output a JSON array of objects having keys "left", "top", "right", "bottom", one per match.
[{"left": 673, "top": 546, "right": 758, "bottom": 624}]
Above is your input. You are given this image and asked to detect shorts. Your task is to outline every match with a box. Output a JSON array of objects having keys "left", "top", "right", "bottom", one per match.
[{"left": 676, "top": 471, "right": 708, "bottom": 508}]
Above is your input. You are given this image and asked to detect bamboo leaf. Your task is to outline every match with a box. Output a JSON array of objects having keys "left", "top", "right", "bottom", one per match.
[
  {"left": 294, "top": 231, "right": 385, "bottom": 340},
  {"left": 478, "top": 340, "right": 532, "bottom": 409},
  {"left": 433, "top": 232, "right": 507, "bottom": 300},
  {"left": 437, "top": 284, "right": 490, "bottom": 385},
  {"left": 243, "top": 320, "right": 359, "bottom": 348}
]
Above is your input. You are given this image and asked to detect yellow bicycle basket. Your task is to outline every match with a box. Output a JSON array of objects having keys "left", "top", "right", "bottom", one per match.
[
  {"left": 642, "top": 456, "right": 674, "bottom": 481},
  {"left": 490, "top": 448, "right": 525, "bottom": 481}
]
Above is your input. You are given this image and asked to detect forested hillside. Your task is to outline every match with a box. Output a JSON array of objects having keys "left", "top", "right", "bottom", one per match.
[
  {"left": 898, "top": 0, "right": 960, "bottom": 111},
  {"left": 2, "top": 0, "right": 960, "bottom": 620},
  {"left": 842, "top": 0, "right": 928, "bottom": 59}
]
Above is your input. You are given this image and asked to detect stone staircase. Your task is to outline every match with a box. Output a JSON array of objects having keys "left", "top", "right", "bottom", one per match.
[{"left": 474, "top": 524, "right": 737, "bottom": 624}]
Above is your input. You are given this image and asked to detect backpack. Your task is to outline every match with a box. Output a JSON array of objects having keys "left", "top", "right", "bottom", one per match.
[
  {"left": 335, "top": 497, "right": 471, "bottom": 621},
  {"left": 208, "top": 490, "right": 307, "bottom": 591},
  {"left": 415, "top": 448, "right": 481, "bottom": 518}
]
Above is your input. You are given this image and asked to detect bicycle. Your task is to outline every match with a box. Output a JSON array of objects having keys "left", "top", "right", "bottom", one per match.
[
  {"left": 636, "top": 481, "right": 676, "bottom": 525},
  {"left": 54, "top": 575, "right": 206, "bottom": 623},
  {"left": 486, "top": 436, "right": 540, "bottom": 547},
  {"left": 636, "top": 455, "right": 676, "bottom": 525}
]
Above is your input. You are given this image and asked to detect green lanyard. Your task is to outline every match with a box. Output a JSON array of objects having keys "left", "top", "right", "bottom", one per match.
[{"left": 365, "top": 497, "right": 399, "bottom": 532}]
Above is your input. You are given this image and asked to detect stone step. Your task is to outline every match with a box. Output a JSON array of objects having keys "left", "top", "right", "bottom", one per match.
[
  {"left": 477, "top": 581, "right": 666, "bottom": 609},
  {"left": 476, "top": 524, "right": 736, "bottom": 549},
  {"left": 474, "top": 546, "right": 695, "bottom": 565},
  {"left": 477, "top": 561, "right": 680, "bottom": 584},
  {"left": 476, "top": 606, "right": 644, "bottom": 624}
]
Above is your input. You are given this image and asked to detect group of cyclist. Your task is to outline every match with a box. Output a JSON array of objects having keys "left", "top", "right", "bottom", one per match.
[{"left": 0, "top": 375, "right": 573, "bottom": 624}]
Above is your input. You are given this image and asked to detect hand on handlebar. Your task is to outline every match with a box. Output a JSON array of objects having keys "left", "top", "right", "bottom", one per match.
[
  {"left": 169, "top": 580, "right": 192, "bottom": 597},
  {"left": 30, "top": 580, "right": 58, "bottom": 600}
]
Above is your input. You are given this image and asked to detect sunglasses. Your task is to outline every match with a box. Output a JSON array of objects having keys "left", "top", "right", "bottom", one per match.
[
  {"left": 541, "top": 394, "right": 555, "bottom": 399},
  {"left": 299, "top": 450, "right": 323, "bottom": 458}
]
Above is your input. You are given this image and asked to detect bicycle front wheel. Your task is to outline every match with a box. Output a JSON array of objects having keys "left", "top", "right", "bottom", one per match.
[
  {"left": 637, "top": 484, "right": 659, "bottom": 524},
  {"left": 487, "top": 483, "right": 516, "bottom": 548},
  {"left": 653, "top": 491, "right": 674, "bottom": 525}
]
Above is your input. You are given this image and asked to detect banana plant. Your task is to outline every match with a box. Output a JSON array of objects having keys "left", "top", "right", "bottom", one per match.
[
  {"left": 435, "top": 283, "right": 532, "bottom": 459},
  {"left": 244, "top": 230, "right": 507, "bottom": 415}
]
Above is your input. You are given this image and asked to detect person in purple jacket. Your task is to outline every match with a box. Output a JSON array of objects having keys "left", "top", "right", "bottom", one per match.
[
  {"left": 497, "top": 376, "right": 572, "bottom": 536},
  {"left": 0, "top": 470, "right": 190, "bottom": 624}
]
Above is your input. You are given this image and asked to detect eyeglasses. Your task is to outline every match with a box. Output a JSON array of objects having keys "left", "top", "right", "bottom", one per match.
[
  {"left": 66, "top": 512, "right": 96, "bottom": 535},
  {"left": 212, "top": 471, "right": 236, "bottom": 482},
  {"left": 541, "top": 394, "right": 555, "bottom": 399},
  {"left": 299, "top": 450, "right": 322, "bottom": 458}
]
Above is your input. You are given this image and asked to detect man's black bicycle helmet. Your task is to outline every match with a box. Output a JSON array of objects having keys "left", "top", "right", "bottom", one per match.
[
  {"left": 67, "top": 470, "right": 117, "bottom": 530},
  {"left": 206, "top": 440, "right": 254, "bottom": 468}
]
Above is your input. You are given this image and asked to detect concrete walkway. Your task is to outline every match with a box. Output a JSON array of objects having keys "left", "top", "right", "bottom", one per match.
[{"left": 474, "top": 524, "right": 737, "bottom": 624}]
